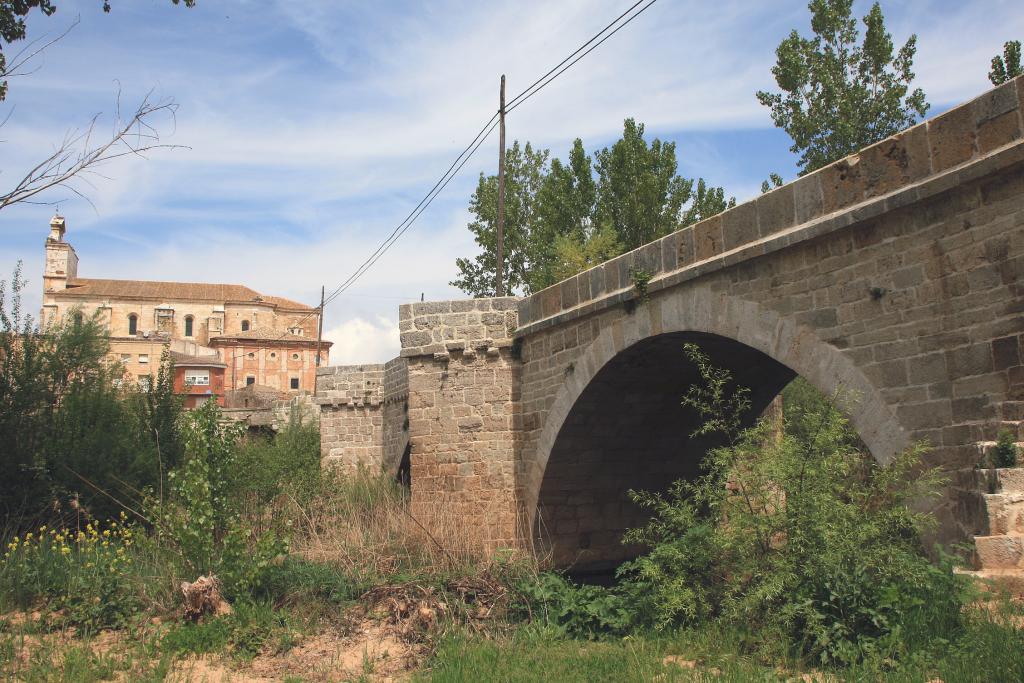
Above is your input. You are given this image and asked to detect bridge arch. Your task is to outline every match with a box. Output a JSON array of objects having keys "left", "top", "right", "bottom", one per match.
[{"left": 522, "top": 285, "right": 910, "bottom": 568}]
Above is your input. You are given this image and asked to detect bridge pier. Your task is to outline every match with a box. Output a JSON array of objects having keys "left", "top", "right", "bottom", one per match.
[{"left": 399, "top": 298, "right": 523, "bottom": 551}]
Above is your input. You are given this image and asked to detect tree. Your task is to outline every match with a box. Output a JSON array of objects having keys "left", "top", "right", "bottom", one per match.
[
  {"left": 452, "top": 121, "right": 733, "bottom": 296},
  {"left": 594, "top": 118, "right": 692, "bottom": 251},
  {"left": 989, "top": 40, "right": 1022, "bottom": 85},
  {"left": 451, "top": 142, "right": 549, "bottom": 297},
  {"left": 0, "top": 263, "right": 185, "bottom": 525},
  {"left": 529, "top": 139, "right": 598, "bottom": 292},
  {"left": 757, "top": 0, "right": 929, "bottom": 175},
  {"left": 0, "top": 0, "right": 194, "bottom": 211}
]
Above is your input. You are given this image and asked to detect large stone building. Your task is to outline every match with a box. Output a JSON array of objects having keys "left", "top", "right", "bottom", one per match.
[{"left": 40, "top": 216, "right": 330, "bottom": 396}]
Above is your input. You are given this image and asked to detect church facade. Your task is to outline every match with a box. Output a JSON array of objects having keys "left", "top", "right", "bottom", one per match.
[{"left": 40, "top": 215, "right": 330, "bottom": 399}]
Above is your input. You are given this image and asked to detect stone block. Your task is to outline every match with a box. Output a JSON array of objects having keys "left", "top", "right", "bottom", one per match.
[
  {"left": 560, "top": 277, "right": 579, "bottom": 311},
  {"left": 908, "top": 352, "right": 948, "bottom": 385},
  {"left": 993, "top": 335, "right": 1021, "bottom": 370},
  {"left": 946, "top": 343, "right": 994, "bottom": 378},
  {"left": 978, "top": 111, "right": 1022, "bottom": 154},
  {"left": 860, "top": 124, "right": 932, "bottom": 198},
  {"left": 793, "top": 172, "right": 824, "bottom": 224},
  {"left": 756, "top": 183, "right": 795, "bottom": 237},
  {"left": 972, "top": 79, "right": 1019, "bottom": 126},
  {"left": 722, "top": 200, "right": 759, "bottom": 251},
  {"left": 693, "top": 214, "right": 723, "bottom": 261},
  {"left": 929, "top": 103, "right": 977, "bottom": 172},
  {"left": 821, "top": 155, "right": 866, "bottom": 213}
]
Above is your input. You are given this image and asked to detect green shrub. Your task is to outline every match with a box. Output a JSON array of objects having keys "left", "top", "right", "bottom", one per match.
[
  {"left": 1, "top": 264, "right": 186, "bottom": 527},
  {"left": 617, "top": 344, "right": 969, "bottom": 666},
  {"left": 991, "top": 429, "right": 1019, "bottom": 468},
  {"left": 150, "top": 402, "right": 286, "bottom": 598},
  {"left": 252, "top": 557, "right": 361, "bottom": 607},
  {"left": 235, "top": 412, "right": 321, "bottom": 510},
  {"left": 514, "top": 573, "right": 631, "bottom": 640}
]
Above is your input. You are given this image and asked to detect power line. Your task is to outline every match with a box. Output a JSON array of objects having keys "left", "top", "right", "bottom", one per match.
[
  {"left": 505, "top": 0, "right": 647, "bottom": 110},
  {"left": 507, "top": 0, "right": 660, "bottom": 114},
  {"left": 261, "top": 0, "right": 661, "bottom": 352},
  {"left": 260, "top": 117, "right": 500, "bottom": 346}
]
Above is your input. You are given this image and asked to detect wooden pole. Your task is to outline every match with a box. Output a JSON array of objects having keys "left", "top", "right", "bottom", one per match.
[
  {"left": 495, "top": 74, "right": 507, "bottom": 297},
  {"left": 314, "top": 285, "right": 325, "bottom": 394}
]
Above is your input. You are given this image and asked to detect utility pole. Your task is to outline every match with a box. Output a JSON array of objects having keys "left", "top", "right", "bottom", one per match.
[
  {"left": 314, "top": 285, "right": 325, "bottom": 394},
  {"left": 495, "top": 74, "right": 507, "bottom": 297}
]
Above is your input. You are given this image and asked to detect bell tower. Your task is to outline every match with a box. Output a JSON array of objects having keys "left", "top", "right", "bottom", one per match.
[{"left": 43, "top": 214, "right": 78, "bottom": 294}]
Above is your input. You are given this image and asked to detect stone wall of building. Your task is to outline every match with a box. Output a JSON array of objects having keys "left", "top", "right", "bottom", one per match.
[
  {"left": 399, "top": 298, "right": 521, "bottom": 548},
  {"left": 316, "top": 364, "right": 385, "bottom": 471}
]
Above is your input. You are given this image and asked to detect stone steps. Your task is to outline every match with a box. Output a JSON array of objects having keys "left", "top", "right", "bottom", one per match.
[{"left": 966, "top": 466, "right": 1024, "bottom": 595}]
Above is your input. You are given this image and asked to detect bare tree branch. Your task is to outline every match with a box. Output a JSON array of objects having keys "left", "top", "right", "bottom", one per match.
[
  {"left": 0, "top": 17, "right": 80, "bottom": 84},
  {"left": 0, "top": 90, "right": 188, "bottom": 212}
]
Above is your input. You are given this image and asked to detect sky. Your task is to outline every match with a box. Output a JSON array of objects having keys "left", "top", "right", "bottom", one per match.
[{"left": 0, "top": 0, "right": 1021, "bottom": 364}]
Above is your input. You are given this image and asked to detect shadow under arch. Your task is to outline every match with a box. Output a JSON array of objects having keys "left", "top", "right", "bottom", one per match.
[{"left": 521, "top": 288, "right": 909, "bottom": 570}]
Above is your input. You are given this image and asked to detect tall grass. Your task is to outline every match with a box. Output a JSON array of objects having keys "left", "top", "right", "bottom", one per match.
[{"left": 278, "top": 468, "right": 537, "bottom": 584}]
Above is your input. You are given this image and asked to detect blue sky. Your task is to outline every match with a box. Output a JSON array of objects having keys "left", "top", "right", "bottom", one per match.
[{"left": 1, "top": 0, "right": 1021, "bottom": 362}]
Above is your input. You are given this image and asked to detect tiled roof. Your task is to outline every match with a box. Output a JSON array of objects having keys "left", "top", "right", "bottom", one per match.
[
  {"left": 60, "top": 278, "right": 314, "bottom": 311},
  {"left": 208, "top": 326, "right": 331, "bottom": 346}
]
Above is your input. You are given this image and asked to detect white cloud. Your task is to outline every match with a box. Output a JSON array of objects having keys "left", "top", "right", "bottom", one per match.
[{"left": 323, "top": 315, "right": 401, "bottom": 365}]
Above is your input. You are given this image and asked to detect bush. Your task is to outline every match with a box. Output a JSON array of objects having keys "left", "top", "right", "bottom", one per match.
[
  {"left": 1, "top": 264, "right": 186, "bottom": 527},
  {"left": 616, "top": 344, "right": 969, "bottom": 666},
  {"left": 514, "top": 573, "right": 631, "bottom": 640},
  {"left": 150, "top": 401, "right": 286, "bottom": 598}
]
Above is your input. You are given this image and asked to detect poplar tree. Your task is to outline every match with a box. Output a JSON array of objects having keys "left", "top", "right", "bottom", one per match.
[
  {"left": 989, "top": 40, "right": 1022, "bottom": 85},
  {"left": 757, "top": 0, "right": 929, "bottom": 175}
]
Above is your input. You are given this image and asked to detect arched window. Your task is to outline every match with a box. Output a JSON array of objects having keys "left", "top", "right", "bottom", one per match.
[
  {"left": 241, "top": 320, "right": 250, "bottom": 332},
  {"left": 128, "top": 314, "right": 138, "bottom": 335},
  {"left": 184, "top": 315, "right": 194, "bottom": 337}
]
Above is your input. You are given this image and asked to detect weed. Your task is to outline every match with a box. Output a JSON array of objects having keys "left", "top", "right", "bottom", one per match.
[{"left": 991, "top": 429, "right": 1019, "bottom": 468}]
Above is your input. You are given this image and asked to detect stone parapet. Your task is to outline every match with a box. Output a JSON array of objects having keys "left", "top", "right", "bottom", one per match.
[
  {"left": 518, "top": 74, "right": 1024, "bottom": 332},
  {"left": 315, "top": 364, "right": 384, "bottom": 407},
  {"left": 399, "top": 297, "right": 520, "bottom": 358}
]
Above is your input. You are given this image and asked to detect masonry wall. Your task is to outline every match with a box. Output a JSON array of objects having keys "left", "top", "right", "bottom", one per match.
[
  {"left": 382, "top": 358, "right": 411, "bottom": 476},
  {"left": 399, "top": 298, "right": 521, "bottom": 548},
  {"left": 515, "top": 76, "right": 1024, "bottom": 558},
  {"left": 317, "top": 364, "right": 385, "bottom": 471}
]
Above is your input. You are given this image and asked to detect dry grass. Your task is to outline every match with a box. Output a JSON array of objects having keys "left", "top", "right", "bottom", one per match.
[{"left": 278, "top": 469, "right": 539, "bottom": 582}]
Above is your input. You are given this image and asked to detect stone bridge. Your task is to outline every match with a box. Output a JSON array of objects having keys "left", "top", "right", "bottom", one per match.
[{"left": 318, "top": 76, "right": 1024, "bottom": 570}]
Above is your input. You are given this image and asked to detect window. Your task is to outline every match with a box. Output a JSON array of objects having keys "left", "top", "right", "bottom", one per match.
[
  {"left": 138, "top": 354, "right": 149, "bottom": 364},
  {"left": 247, "top": 352, "right": 255, "bottom": 359},
  {"left": 128, "top": 314, "right": 138, "bottom": 335},
  {"left": 291, "top": 353, "right": 300, "bottom": 360},
  {"left": 120, "top": 353, "right": 131, "bottom": 363},
  {"left": 269, "top": 352, "right": 276, "bottom": 359},
  {"left": 184, "top": 369, "right": 210, "bottom": 386},
  {"left": 288, "top": 327, "right": 304, "bottom": 336},
  {"left": 137, "top": 375, "right": 151, "bottom": 391},
  {"left": 184, "top": 315, "right": 194, "bottom": 337},
  {"left": 290, "top": 377, "right": 299, "bottom": 390},
  {"left": 246, "top": 376, "right": 255, "bottom": 386},
  {"left": 241, "top": 320, "right": 250, "bottom": 332}
]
